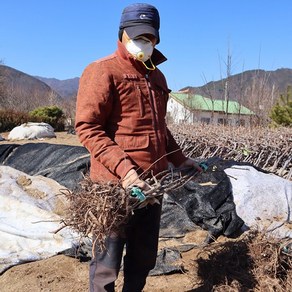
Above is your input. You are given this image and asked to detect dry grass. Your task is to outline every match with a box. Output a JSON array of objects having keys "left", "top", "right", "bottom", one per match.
[{"left": 195, "top": 229, "right": 292, "bottom": 291}]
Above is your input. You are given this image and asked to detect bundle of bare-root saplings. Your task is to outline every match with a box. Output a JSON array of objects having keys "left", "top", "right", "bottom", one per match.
[
  {"left": 170, "top": 124, "right": 291, "bottom": 180},
  {"left": 62, "top": 167, "right": 202, "bottom": 250}
]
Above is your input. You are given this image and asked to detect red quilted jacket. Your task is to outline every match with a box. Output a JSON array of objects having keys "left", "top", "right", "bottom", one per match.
[{"left": 75, "top": 41, "right": 187, "bottom": 183}]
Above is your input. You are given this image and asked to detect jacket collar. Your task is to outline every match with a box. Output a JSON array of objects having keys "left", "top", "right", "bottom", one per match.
[{"left": 116, "top": 40, "right": 167, "bottom": 68}]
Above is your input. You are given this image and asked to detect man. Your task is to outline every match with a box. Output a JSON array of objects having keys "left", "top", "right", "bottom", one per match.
[{"left": 75, "top": 3, "right": 201, "bottom": 291}]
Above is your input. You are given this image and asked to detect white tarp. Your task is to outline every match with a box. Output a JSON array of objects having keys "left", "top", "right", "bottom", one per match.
[
  {"left": 0, "top": 166, "right": 78, "bottom": 274},
  {"left": 225, "top": 165, "right": 292, "bottom": 238},
  {"left": 8, "top": 122, "right": 56, "bottom": 140}
]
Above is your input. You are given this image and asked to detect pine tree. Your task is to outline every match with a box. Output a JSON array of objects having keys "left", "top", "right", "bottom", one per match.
[{"left": 270, "top": 86, "right": 292, "bottom": 127}]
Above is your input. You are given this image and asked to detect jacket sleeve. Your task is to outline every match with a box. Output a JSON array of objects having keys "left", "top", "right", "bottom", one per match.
[
  {"left": 165, "top": 126, "right": 187, "bottom": 167},
  {"left": 75, "top": 61, "right": 135, "bottom": 179}
]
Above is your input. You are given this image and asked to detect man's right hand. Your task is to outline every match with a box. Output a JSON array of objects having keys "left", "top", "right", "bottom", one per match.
[{"left": 122, "top": 169, "right": 150, "bottom": 191}]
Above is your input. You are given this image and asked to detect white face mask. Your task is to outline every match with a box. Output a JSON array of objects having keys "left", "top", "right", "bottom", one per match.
[{"left": 125, "top": 36, "right": 154, "bottom": 62}]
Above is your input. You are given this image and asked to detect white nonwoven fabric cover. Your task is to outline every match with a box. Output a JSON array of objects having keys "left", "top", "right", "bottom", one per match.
[
  {"left": 0, "top": 166, "right": 79, "bottom": 274},
  {"left": 225, "top": 165, "right": 292, "bottom": 238},
  {"left": 8, "top": 122, "right": 56, "bottom": 140}
]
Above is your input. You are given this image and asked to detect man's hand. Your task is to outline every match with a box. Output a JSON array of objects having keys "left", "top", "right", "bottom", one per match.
[
  {"left": 122, "top": 169, "right": 150, "bottom": 190},
  {"left": 179, "top": 158, "right": 203, "bottom": 172}
]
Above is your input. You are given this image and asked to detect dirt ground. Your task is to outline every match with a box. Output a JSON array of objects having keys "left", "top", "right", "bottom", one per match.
[{"left": 0, "top": 230, "right": 212, "bottom": 292}]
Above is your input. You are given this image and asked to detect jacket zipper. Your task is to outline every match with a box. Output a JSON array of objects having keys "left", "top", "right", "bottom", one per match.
[
  {"left": 136, "top": 85, "right": 144, "bottom": 117},
  {"left": 145, "top": 73, "right": 157, "bottom": 130}
]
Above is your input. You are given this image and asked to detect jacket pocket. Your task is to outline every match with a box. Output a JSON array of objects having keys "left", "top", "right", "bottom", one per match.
[
  {"left": 120, "top": 78, "right": 146, "bottom": 118},
  {"left": 114, "top": 135, "right": 149, "bottom": 151}
]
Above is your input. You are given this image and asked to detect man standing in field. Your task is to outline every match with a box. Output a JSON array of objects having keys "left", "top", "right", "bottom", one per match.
[{"left": 75, "top": 3, "right": 201, "bottom": 291}]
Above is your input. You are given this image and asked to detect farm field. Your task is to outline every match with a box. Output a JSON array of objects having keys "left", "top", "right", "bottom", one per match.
[{"left": 0, "top": 124, "right": 291, "bottom": 291}]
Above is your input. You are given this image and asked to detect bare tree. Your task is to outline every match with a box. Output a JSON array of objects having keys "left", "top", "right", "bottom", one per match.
[
  {"left": 223, "top": 48, "right": 232, "bottom": 123},
  {"left": 201, "top": 73, "right": 216, "bottom": 124},
  {"left": 244, "top": 71, "right": 276, "bottom": 126},
  {"left": 181, "top": 94, "right": 192, "bottom": 123},
  {"left": 60, "top": 94, "right": 77, "bottom": 127}
]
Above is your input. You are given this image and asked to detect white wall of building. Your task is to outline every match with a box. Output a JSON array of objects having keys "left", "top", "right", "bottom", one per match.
[{"left": 167, "top": 97, "right": 251, "bottom": 126}]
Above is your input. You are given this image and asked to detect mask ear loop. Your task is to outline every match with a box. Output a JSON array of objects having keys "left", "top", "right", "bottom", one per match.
[{"left": 142, "top": 58, "right": 156, "bottom": 70}]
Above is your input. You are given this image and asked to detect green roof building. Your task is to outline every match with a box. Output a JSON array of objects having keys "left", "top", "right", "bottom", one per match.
[{"left": 167, "top": 92, "right": 254, "bottom": 126}]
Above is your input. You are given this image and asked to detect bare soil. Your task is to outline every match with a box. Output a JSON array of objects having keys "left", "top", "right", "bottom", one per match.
[{"left": 0, "top": 231, "right": 210, "bottom": 292}]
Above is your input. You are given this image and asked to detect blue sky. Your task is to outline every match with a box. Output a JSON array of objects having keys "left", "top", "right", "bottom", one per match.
[{"left": 1, "top": 0, "right": 292, "bottom": 90}]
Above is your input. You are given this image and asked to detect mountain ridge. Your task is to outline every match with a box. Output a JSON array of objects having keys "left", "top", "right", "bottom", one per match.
[
  {"left": 35, "top": 76, "right": 79, "bottom": 99},
  {"left": 37, "top": 68, "right": 292, "bottom": 104},
  {"left": 181, "top": 68, "right": 292, "bottom": 106},
  {"left": 0, "top": 65, "right": 62, "bottom": 111},
  {"left": 1, "top": 65, "right": 292, "bottom": 108}
]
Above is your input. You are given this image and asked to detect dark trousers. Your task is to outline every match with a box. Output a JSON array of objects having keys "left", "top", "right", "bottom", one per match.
[{"left": 89, "top": 201, "right": 162, "bottom": 292}]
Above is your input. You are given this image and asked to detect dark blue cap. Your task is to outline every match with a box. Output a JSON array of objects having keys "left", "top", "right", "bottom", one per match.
[{"left": 119, "top": 3, "right": 160, "bottom": 43}]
